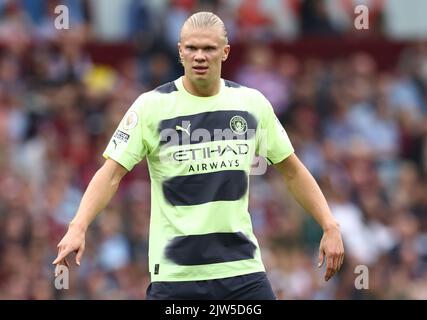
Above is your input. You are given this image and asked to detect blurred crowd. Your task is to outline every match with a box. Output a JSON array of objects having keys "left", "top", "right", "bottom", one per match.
[
  {"left": 2, "top": 0, "right": 425, "bottom": 45},
  {"left": 1, "top": 0, "right": 427, "bottom": 300}
]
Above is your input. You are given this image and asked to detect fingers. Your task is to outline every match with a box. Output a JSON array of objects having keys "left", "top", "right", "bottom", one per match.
[
  {"left": 324, "top": 252, "right": 344, "bottom": 281},
  {"left": 64, "top": 257, "right": 70, "bottom": 269},
  {"left": 325, "top": 254, "right": 334, "bottom": 281},
  {"left": 320, "top": 248, "right": 339, "bottom": 281},
  {"left": 54, "top": 263, "right": 61, "bottom": 277},
  {"left": 52, "top": 246, "right": 71, "bottom": 265},
  {"left": 53, "top": 244, "right": 80, "bottom": 266},
  {"left": 53, "top": 229, "right": 86, "bottom": 277},
  {"left": 52, "top": 246, "right": 62, "bottom": 265},
  {"left": 54, "top": 257, "right": 69, "bottom": 277},
  {"left": 75, "top": 246, "right": 85, "bottom": 266},
  {"left": 333, "top": 253, "right": 340, "bottom": 272},
  {"left": 318, "top": 250, "right": 325, "bottom": 268},
  {"left": 319, "top": 228, "right": 345, "bottom": 281}
]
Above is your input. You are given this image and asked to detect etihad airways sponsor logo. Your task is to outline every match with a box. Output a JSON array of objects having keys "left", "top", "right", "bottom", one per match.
[
  {"left": 172, "top": 143, "right": 249, "bottom": 162},
  {"left": 159, "top": 122, "right": 269, "bottom": 175}
]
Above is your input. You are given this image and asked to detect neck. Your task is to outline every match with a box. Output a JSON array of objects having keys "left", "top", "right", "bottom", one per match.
[{"left": 182, "top": 76, "right": 221, "bottom": 97}]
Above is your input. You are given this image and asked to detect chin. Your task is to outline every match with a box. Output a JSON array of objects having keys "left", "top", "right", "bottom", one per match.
[{"left": 192, "top": 75, "right": 209, "bottom": 82}]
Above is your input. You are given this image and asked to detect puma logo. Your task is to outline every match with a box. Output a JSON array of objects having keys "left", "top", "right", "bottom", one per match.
[{"left": 175, "top": 122, "right": 191, "bottom": 136}]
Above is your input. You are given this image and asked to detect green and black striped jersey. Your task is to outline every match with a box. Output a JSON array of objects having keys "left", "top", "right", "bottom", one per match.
[{"left": 103, "top": 77, "right": 294, "bottom": 282}]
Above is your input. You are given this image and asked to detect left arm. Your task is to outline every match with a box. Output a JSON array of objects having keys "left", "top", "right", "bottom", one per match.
[{"left": 276, "top": 153, "right": 344, "bottom": 281}]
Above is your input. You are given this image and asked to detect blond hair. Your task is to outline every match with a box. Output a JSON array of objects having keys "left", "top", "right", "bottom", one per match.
[{"left": 181, "top": 12, "right": 228, "bottom": 44}]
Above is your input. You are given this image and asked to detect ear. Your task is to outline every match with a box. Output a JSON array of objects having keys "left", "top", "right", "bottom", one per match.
[
  {"left": 177, "top": 42, "right": 184, "bottom": 65},
  {"left": 222, "top": 45, "right": 230, "bottom": 62}
]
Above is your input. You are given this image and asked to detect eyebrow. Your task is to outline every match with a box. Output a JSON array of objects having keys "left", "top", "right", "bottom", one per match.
[{"left": 184, "top": 44, "right": 218, "bottom": 49}]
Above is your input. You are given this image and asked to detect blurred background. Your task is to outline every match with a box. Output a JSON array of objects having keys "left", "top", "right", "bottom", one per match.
[{"left": 1, "top": 0, "right": 427, "bottom": 300}]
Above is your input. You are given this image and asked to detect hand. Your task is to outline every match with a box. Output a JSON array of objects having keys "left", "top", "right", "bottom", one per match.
[
  {"left": 318, "top": 225, "right": 344, "bottom": 281},
  {"left": 52, "top": 224, "right": 86, "bottom": 276}
]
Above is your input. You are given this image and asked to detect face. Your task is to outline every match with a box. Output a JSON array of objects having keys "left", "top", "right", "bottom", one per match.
[{"left": 178, "top": 27, "right": 230, "bottom": 87}]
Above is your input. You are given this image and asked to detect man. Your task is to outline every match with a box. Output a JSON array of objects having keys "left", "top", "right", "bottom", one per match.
[{"left": 53, "top": 12, "right": 344, "bottom": 300}]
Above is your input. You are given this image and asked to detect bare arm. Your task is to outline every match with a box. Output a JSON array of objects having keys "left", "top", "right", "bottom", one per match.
[
  {"left": 276, "top": 153, "right": 344, "bottom": 281},
  {"left": 52, "top": 159, "right": 128, "bottom": 273}
]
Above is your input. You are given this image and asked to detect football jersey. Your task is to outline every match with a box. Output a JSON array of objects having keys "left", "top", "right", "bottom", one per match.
[{"left": 103, "top": 77, "right": 294, "bottom": 281}]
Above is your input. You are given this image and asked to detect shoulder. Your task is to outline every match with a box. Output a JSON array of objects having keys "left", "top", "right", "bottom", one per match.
[
  {"left": 152, "top": 81, "right": 179, "bottom": 94},
  {"left": 148, "top": 81, "right": 179, "bottom": 103},
  {"left": 146, "top": 81, "right": 179, "bottom": 101},
  {"left": 223, "top": 79, "right": 243, "bottom": 89}
]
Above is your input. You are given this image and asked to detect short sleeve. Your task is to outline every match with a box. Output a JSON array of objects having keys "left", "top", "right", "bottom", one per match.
[
  {"left": 256, "top": 92, "right": 294, "bottom": 165},
  {"left": 103, "top": 95, "right": 149, "bottom": 171}
]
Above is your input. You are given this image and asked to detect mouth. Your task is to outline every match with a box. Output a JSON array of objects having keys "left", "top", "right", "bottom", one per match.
[{"left": 192, "top": 66, "right": 208, "bottom": 74}]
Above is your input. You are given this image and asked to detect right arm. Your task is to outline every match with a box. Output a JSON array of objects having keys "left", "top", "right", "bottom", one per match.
[{"left": 52, "top": 159, "right": 128, "bottom": 273}]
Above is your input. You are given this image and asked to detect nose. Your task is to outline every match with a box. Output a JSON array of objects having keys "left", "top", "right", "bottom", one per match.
[{"left": 194, "top": 49, "right": 206, "bottom": 62}]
